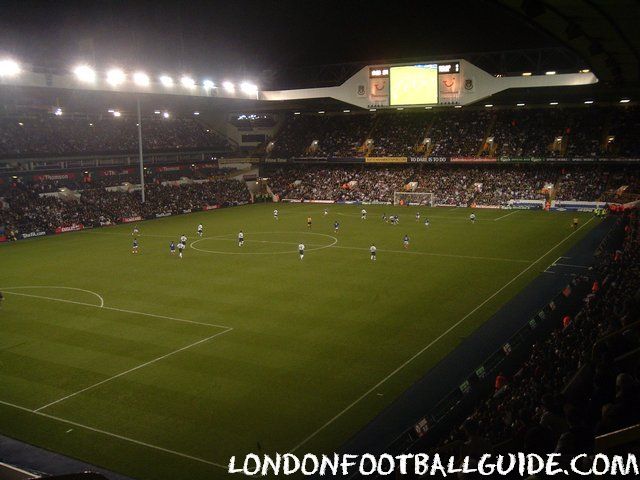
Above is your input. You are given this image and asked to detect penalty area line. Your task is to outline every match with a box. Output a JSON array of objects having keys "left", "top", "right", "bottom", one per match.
[
  {"left": 0, "top": 399, "right": 228, "bottom": 470},
  {"left": 288, "top": 216, "right": 595, "bottom": 453},
  {"left": 2, "top": 291, "right": 230, "bottom": 329},
  {"left": 494, "top": 210, "right": 519, "bottom": 221}
]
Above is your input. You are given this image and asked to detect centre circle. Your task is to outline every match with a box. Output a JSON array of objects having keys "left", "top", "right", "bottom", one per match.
[{"left": 190, "top": 231, "right": 338, "bottom": 255}]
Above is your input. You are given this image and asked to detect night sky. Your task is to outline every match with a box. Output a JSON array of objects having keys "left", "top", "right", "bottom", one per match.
[{"left": 0, "top": 0, "right": 557, "bottom": 82}]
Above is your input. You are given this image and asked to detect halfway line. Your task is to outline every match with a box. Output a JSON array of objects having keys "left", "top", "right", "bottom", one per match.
[{"left": 330, "top": 245, "right": 530, "bottom": 263}]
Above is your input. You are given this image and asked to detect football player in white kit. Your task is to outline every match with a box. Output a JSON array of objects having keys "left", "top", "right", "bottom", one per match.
[
  {"left": 298, "top": 243, "right": 305, "bottom": 260},
  {"left": 238, "top": 230, "right": 244, "bottom": 247},
  {"left": 180, "top": 234, "right": 187, "bottom": 245},
  {"left": 361, "top": 208, "right": 367, "bottom": 220},
  {"left": 197, "top": 224, "right": 203, "bottom": 237},
  {"left": 177, "top": 242, "right": 185, "bottom": 258},
  {"left": 273, "top": 209, "right": 279, "bottom": 220},
  {"left": 470, "top": 213, "right": 476, "bottom": 223},
  {"left": 370, "top": 244, "right": 377, "bottom": 261}
]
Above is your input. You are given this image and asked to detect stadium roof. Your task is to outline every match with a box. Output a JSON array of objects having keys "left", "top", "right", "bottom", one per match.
[{"left": 495, "top": 0, "right": 640, "bottom": 86}]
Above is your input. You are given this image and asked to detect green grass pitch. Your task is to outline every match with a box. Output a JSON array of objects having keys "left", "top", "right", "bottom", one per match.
[{"left": 0, "top": 204, "right": 597, "bottom": 479}]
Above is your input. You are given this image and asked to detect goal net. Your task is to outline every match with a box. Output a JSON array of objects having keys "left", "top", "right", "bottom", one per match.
[{"left": 393, "top": 192, "right": 434, "bottom": 206}]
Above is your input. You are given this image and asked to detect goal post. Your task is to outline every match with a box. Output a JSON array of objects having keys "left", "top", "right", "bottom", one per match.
[{"left": 393, "top": 191, "right": 435, "bottom": 206}]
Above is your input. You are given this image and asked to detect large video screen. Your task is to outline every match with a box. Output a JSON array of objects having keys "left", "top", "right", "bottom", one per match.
[{"left": 389, "top": 64, "right": 438, "bottom": 105}]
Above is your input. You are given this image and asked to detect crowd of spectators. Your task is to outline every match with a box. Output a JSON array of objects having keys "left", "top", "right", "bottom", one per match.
[
  {"left": 0, "top": 177, "right": 249, "bottom": 237},
  {"left": 554, "top": 167, "right": 610, "bottom": 201},
  {"left": 606, "top": 106, "right": 640, "bottom": 158},
  {"left": 0, "top": 116, "right": 229, "bottom": 157},
  {"left": 266, "top": 164, "right": 633, "bottom": 204},
  {"left": 440, "top": 213, "right": 640, "bottom": 461},
  {"left": 368, "top": 113, "right": 431, "bottom": 157},
  {"left": 269, "top": 107, "right": 640, "bottom": 159},
  {"left": 428, "top": 110, "right": 492, "bottom": 157}
]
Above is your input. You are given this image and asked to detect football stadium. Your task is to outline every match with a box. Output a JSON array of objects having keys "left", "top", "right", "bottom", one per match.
[{"left": 1, "top": 1, "right": 639, "bottom": 479}]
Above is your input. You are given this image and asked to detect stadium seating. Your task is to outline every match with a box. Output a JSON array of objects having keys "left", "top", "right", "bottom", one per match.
[
  {"left": 0, "top": 177, "right": 250, "bottom": 237},
  {"left": 0, "top": 116, "right": 229, "bottom": 157},
  {"left": 435, "top": 214, "right": 640, "bottom": 457},
  {"left": 269, "top": 106, "right": 640, "bottom": 159},
  {"left": 265, "top": 164, "right": 639, "bottom": 204}
]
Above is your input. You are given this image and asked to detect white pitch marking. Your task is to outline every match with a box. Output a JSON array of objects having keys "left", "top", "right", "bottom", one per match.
[
  {"left": 330, "top": 245, "right": 530, "bottom": 264},
  {"left": 288, "top": 216, "right": 595, "bottom": 453},
  {"left": 199, "top": 236, "right": 328, "bottom": 248},
  {"left": 0, "top": 286, "right": 105, "bottom": 308},
  {"left": 85, "top": 231, "right": 175, "bottom": 239},
  {"left": 493, "top": 210, "right": 519, "bottom": 221},
  {"left": 1, "top": 291, "right": 229, "bottom": 329},
  {"left": 34, "top": 328, "right": 232, "bottom": 412},
  {"left": 190, "top": 231, "right": 338, "bottom": 255},
  {"left": 0, "top": 399, "right": 228, "bottom": 470}
]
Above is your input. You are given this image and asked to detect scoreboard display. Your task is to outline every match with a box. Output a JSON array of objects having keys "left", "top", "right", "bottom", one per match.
[{"left": 389, "top": 64, "right": 438, "bottom": 106}]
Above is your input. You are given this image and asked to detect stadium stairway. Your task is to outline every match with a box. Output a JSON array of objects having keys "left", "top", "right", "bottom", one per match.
[{"left": 0, "top": 435, "right": 133, "bottom": 480}]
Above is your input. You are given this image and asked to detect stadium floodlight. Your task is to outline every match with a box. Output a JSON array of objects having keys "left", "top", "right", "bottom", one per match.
[
  {"left": 0, "top": 59, "right": 20, "bottom": 77},
  {"left": 159, "top": 75, "right": 174, "bottom": 87},
  {"left": 154, "top": 110, "right": 161, "bottom": 114},
  {"left": 293, "top": 112, "right": 301, "bottom": 115},
  {"left": 424, "top": 106, "right": 432, "bottom": 109},
  {"left": 222, "top": 81, "right": 235, "bottom": 93},
  {"left": 240, "top": 82, "right": 258, "bottom": 95},
  {"left": 73, "top": 65, "right": 96, "bottom": 83},
  {"left": 203, "top": 79, "right": 215, "bottom": 90},
  {"left": 318, "top": 110, "right": 325, "bottom": 114},
  {"left": 54, "top": 107, "right": 63, "bottom": 116},
  {"left": 343, "top": 109, "right": 350, "bottom": 113},
  {"left": 454, "top": 105, "right": 462, "bottom": 108},
  {"left": 162, "top": 111, "right": 170, "bottom": 118},
  {"left": 113, "top": 111, "right": 121, "bottom": 117},
  {"left": 619, "top": 98, "right": 630, "bottom": 103},
  {"left": 193, "top": 111, "right": 200, "bottom": 116},
  {"left": 579, "top": 69, "right": 590, "bottom": 73},
  {"left": 133, "top": 71, "right": 150, "bottom": 86},
  {"left": 522, "top": 72, "right": 532, "bottom": 76},
  {"left": 396, "top": 107, "right": 404, "bottom": 110},
  {"left": 545, "top": 71, "right": 556, "bottom": 75},
  {"left": 484, "top": 104, "right": 493, "bottom": 108},
  {"left": 517, "top": 103, "right": 525, "bottom": 106},
  {"left": 369, "top": 108, "right": 377, "bottom": 112},
  {"left": 180, "top": 75, "right": 196, "bottom": 88},
  {"left": 106, "top": 68, "right": 126, "bottom": 86},
  {"left": 584, "top": 100, "right": 594, "bottom": 104},
  {"left": 549, "top": 101, "right": 559, "bottom": 105}
]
